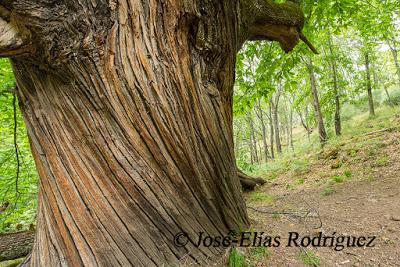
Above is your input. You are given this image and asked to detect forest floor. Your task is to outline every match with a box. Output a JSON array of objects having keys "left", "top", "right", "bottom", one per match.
[{"left": 243, "top": 111, "right": 400, "bottom": 266}]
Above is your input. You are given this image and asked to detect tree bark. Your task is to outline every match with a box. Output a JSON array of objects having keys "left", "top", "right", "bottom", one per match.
[
  {"left": 0, "top": 231, "right": 34, "bottom": 262},
  {"left": 0, "top": 0, "right": 306, "bottom": 266},
  {"left": 328, "top": 35, "right": 341, "bottom": 136},
  {"left": 365, "top": 53, "right": 376, "bottom": 116},
  {"left": 307, "top": 58, "right": 327, "bottom": 144}
]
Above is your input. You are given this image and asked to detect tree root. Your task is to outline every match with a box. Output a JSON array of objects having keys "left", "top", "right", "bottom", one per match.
[
  {"left": 0, "top": 231, "right": 34, "bottom": 262},
  {"left": 238, "top": 169, "right": 266, "bottom": 191}
]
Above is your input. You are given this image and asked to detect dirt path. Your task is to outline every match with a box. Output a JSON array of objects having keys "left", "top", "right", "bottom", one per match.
[{"left": 244, "top": 123, "right": 400, "bottom": 266}]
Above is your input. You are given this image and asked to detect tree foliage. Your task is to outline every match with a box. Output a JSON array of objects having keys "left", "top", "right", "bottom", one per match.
[
  {"left": 234, "top": 0, "right": 400, "bottom": 169},
  {"left": 0, "top": 59, "right": 37, "bottom": 233}
]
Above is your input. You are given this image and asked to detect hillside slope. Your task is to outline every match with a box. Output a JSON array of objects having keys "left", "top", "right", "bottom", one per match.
[{"left": 243, "top": 112, "right": 400, "bottom": 266}]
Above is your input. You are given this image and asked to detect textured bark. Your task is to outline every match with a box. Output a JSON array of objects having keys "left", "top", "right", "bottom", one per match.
[
  {"left": 365, "top": 53, "right": 376, "bottom": 116},
  {"left": 308, "top": 59, "right": 327, "bottom": 144},
  {"left": 0, "top": 231, "right": 34, "bottom": 261},
  {"left": 1, "top": 0, "right": 305, "bottom": 266}
]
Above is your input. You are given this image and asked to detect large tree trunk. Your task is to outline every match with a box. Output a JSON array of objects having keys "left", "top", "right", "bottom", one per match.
[
  {"left": 308, "top": 59, "right": 327, "bottom": 144},
  {"left": 0, "top": 0, "right": 306, "bottom": 266},
  {"left": 328, "top": 35, "right": 341, "bottom": 136},
  {"left": 365, "top": 53, "right": 376, "bottom": 116}
]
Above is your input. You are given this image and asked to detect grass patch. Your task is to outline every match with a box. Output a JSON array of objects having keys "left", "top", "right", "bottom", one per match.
[
  {"left": 297, "top": 177, "right": 305, "bottom": 184},
  {"left": 374, "top": 155, "right": 390, "bottom": 167},
  {"left": 290, "top": 159, "right": 310, "bottom": 174},
  {"left": 286, "top": 177, "right": 305, "bottom": 189},
  {"left": 343, "top": 169, "right": 352, "bottom": 177},
  {"left": 330, "top": 175, "right": 344, "bottom": 183},
  {"left": 347, "top": 149, "right": 358, "bottom": 157},
  {"left": 248, "top": 192, "right": 274, "bottom": 203},
  {"left": 228, "top": 249, "right": 248, "bottom": 267},
  {"left": 250, "top": 247, "right": 269, "bottom": 259},
  {"left": 322, "top": 187, "right": 334, "bottom": 196},
  {"left": 299, "top": 250, "right": 321, "bottom": 266},
  {"left": 272, "top": 213, "right": 281, "bottom": 219}
]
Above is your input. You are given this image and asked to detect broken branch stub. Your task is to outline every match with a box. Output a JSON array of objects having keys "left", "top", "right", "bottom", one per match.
[
  {"left": 244, "top": 0, "right": 318, "bottom": 54},
  {"left": 0, "top": 8, "right": 32, "bottom": 57}
]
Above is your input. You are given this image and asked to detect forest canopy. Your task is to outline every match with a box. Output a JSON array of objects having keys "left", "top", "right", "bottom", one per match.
[{"left": 233, "top": 0, "right": 400, "bottom": 169}]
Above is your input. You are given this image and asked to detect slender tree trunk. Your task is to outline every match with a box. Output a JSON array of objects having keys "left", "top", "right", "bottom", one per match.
[
  {"left": 388, "top": 40, "right": 400, "bottom": 85},
  {"left": 272, "top": 91, "right": 282, "bottom": 154},
  {"left": 328, "top": 35, "right": 341, "bottom": 136},
  {"left": 1, "top": 0, "right": 306, "bottom": 265},
  {"left": 298, "top": 108, "right": 311, "bottom": 141},
  {"left": 248, "top": 137, "right": 254, "bottom": 165},
  {"left": 247, "top": 112, "right": 256, "bottom": 164},
  {"left": 261, "top": 119, "right": 269, "bottom": 162},
  {"left": 288, "top": 99, "right": 294, "bottom": 151},
  {"left": 252, "top": 129, "right": 259, "bottom": 164},
  {"left": 305, "top": 105, "right": 311, "bottom": 141},
  {"left": 268, "top": 101, "right": 275, "bottom": 159},
  {"left": 365, "top": 53, "right": 376, "bottom": 116},
  {"left": 284, "top": 98, "right": 293, "bottom": 152},
  {"left": 308, "top": 59, "right": 328, "bottom": 144},
  {"left": 282, "top": 98, "right": 289, "bottom": 152},
  {"left": 255, "top": 100, "right": 269, "bottom": 162},
  {"left": 384, "top": 86, "right": 395, "bottom": 107},
  {"left": 372, "top": 65, "right": 379, "bottom": 91}
]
